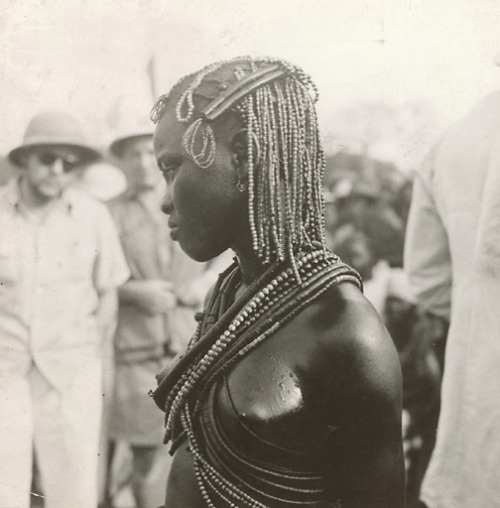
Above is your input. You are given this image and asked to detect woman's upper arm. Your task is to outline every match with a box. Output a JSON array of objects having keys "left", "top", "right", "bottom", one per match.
[{"left": 314, "top": 296, "right": 405, "bottom": 507}]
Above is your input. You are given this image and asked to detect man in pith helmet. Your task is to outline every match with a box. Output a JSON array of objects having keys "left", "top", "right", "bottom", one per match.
[{"left": 0, "top": 111, "right": 129, "bottom": 508}]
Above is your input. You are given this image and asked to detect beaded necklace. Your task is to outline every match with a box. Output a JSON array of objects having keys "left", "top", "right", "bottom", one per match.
[{"left": 153, "top": 249, "right": 361, "bottom": 507}]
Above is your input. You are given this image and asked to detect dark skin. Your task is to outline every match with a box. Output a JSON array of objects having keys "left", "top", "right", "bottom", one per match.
[{"left": 154, "top": 97, "right": 405, "bottom": 508}]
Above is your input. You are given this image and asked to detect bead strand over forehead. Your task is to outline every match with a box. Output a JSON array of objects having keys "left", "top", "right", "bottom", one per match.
[{"left": 151, "top": 56, "right": 328, "bottom": 279}]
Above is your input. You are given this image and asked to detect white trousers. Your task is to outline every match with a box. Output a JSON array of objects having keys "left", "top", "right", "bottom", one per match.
[{"left": 0, "top": 362, "right": 102, "bottom": 508}]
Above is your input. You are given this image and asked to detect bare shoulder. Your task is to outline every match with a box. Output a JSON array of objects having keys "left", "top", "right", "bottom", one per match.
[
  {"left": 296, "top": 281, "right": 405, "bottom": 506},
  {"left": 296, "top": 281, "right": 402, "bottom": 426},
  {"left": 225, "top": 280, "right": 405, "bottom": 506},
  {"left": 304, "top": 281, "right": 400, "bottom": 371}
]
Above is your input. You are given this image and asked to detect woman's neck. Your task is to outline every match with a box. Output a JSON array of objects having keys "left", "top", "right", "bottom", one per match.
[{"left": 231, "top": 233, "right": 267, "bottom": 287}]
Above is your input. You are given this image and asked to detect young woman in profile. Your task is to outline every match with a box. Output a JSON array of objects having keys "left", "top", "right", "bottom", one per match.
[{"left": 151, "top": 57, "right": 405, "bottom": 508}]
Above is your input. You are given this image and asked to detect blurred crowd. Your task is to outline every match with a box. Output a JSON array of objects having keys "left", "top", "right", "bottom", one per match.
[
  {"left": 0, "top": 112, "right": 232, "bottom": 508},
  {"left": 323, "top": 152, "right": 448, "bottom": 508},
  {"left": 0, "top": 112, "right": 447, "bottom": 508}
]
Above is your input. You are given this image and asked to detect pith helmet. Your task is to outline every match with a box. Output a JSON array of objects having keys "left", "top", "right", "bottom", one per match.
[
  {"left": 109, "top": 119, "right": 154, "bottom": 158},
  {"left": 109, "top": 130, "right": 154, "bottom": 158},
  {"left": 8, "top": 111, "right": 101, "bottom": 167}
]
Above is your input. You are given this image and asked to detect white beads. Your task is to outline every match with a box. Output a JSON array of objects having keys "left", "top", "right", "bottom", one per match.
[
  {"left": 160, "top": 250, "right": 362, "bottom": 506},
  {"left": 182, "top": 118, "right": 216, "bottom": 169},
  {"left": 152, "top": 56, "right": 328, "bottom": 276}
]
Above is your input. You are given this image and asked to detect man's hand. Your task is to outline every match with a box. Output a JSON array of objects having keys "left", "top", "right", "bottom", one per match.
[{"left": 120, "top": 279, "right": 177, "bottom": 315}]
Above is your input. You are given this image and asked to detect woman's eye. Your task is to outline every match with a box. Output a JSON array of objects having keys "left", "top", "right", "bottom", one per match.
[{"left": 160, "top": 164, "right": 176, "bottom": 179}]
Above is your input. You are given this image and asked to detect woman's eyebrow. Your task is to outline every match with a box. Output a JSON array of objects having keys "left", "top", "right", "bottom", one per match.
[{"left": 157, "top": 154, "right": 183, "bottom": 168}]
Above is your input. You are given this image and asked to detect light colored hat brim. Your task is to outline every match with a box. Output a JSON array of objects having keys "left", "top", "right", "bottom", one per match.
[
  {"left": 109, "top": 132, "right": 154, "bottom": 157},
  {"left": 8, "top": 142, "right": 101, "bottom": 168}
]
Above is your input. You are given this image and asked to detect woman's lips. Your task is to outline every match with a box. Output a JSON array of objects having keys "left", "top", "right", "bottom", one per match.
[{"left": 168, "top": 221, "right": 178, "bottom": 240}]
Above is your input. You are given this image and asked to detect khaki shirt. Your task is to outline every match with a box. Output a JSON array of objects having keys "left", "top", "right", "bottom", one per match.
[
  {"left": 109, "top": 193, "right": 172, "bottom": 363},
  {"left": 109, "top": 193, "right": 233, "bottom": 362}
]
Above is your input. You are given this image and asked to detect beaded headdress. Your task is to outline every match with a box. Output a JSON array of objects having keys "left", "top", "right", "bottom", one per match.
[{"left": 151, "top": 56, "right": 328, "bottom": 280}]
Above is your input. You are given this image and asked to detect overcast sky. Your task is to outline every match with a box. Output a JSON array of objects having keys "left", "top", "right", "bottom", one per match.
[{"left": 1, "top": 0, "right": 500, "bottom": 169}]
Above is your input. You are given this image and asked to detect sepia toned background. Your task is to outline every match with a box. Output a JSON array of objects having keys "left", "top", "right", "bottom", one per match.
[
  {"left": 1, "top": 1, "right": 500, "bottom": 506},
  {"left": 1, "top": 0, "right": 500, "bottom": 173}
]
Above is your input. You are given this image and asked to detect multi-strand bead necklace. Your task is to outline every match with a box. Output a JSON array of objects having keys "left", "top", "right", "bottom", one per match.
[{"left": 156, "top": 249, "right": 360, "bottom": 507}]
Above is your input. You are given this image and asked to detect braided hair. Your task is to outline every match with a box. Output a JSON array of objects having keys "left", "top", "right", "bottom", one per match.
[
  {"left": 150, "top": 59, "right": 363, "bottom": 508},
  {"left": 151, "top": 56, "right": 327, "bottom": 280}
]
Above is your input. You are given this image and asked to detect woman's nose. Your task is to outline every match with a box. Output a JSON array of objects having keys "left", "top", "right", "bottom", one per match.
[{"left": 161, "top": 188, "right": 173, "bottom": 215}]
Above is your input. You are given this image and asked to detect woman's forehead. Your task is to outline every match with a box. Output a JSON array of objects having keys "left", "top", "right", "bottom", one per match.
[{"left": 153, "top": 109, "right": 186, "bottom": 156}]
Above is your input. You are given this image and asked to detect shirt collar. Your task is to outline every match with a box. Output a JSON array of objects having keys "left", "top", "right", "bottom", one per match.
[{"left": 7, "top": 176, "right": 74, "bottom": 215}]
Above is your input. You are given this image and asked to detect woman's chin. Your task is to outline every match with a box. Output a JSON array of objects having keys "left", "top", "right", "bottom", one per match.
[{"left": 179, "top": 241, "right": 226, "bottom": 263}]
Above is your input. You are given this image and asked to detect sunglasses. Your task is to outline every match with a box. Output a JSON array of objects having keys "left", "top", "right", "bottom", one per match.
[{"left": 36, "top": 151, "right": 80, "bottom": 172}]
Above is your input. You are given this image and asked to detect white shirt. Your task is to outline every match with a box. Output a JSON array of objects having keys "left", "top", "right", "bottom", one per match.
[
  {"left": 0, "top": 178, "right": 129, "bottom": 389},
  {"left": 405, "top": 92, "right": 500, "bottom": 508}
]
